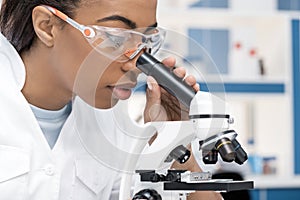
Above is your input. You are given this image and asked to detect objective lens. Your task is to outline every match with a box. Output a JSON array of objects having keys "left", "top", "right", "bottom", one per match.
[
  {"left": 215, "top": 138, "right": 236, "bottom": 162},
  {"left": 169, "top": 145, "right": 191, "bottom": 164},
  {"left": 232, "top": 139, "right": 248, "bottom": 165},
  {"left": 133, "top": 189, "right": 162, "bottom": 200},
  {"left": 202, "top": 149, "right": 218, "bottom": 164}
]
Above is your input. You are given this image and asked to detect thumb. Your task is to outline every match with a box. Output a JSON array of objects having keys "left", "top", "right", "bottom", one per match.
[
  {"left": 145, "top": 76, "right": 160, "bottom": 104},
  {"left": 144, "top": 76, "right": 164, "bottom": 123}
]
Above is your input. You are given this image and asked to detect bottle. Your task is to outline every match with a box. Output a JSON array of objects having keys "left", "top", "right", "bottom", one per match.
[
  {"left": 229, "top": 41, "right": 247, "bottom": 78},
  {"left": 247, "top": 48, "right": 260, "bottom": 78},
  {"left": 247, "top": 138, "right": 263, "bottom": 175}
]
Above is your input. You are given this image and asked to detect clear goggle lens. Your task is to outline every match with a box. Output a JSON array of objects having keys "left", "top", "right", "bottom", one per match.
[
  {"left": 42, "top": 5, "right": 165, "bottom": 62},
  {"left": 85, "top": 26, "right": 166, "bottom": 62}
]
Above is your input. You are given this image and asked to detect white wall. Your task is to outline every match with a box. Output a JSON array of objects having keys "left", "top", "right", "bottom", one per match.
[{"left": 154, "top": 0, "right": 295, "bottom": 179}]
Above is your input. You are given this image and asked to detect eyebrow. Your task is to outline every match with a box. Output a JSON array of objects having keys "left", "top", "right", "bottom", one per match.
[
  {"left": 97, "top": 15, "right": 137, "bottom": 29},
  {"left": 145, "top": 22, "right": 158, "bottom": 32},
  {"left": 97, "top": 15, "right": 158, "bottom": 30}
]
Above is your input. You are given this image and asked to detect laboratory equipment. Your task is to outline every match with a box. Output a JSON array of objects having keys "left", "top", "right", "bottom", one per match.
[{"left": 124, "top": 52, "right": 254, "bottom": 200}]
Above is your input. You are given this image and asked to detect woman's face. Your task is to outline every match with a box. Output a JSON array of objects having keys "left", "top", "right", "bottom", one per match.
[{"left": 50, "top": 0, "right": 157, "bottom": 109}]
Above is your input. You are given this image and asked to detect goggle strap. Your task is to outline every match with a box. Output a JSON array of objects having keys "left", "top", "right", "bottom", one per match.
[
  {"left": 43, "top": 6, "right": 67, "bottom": 20},
  {"left": 44, "top": 5, "right": 95, "bottom": 38}
]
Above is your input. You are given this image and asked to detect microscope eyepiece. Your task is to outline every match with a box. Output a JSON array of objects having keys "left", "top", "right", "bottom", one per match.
[{"left": 136, "top": 52, "right": 196, "bottom": 108}]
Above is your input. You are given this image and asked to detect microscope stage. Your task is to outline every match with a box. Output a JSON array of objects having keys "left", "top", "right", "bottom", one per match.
[{"left": 164, "top": 180, "right": 254, "bottom": 192}]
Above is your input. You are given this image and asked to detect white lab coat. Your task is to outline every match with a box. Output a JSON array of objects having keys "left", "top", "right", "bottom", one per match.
[{"left": 0, "top": 33, "right": 138, "bottom": 200}]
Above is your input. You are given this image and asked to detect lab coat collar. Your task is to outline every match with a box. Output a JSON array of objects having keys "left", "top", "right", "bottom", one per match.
[{"left": 0, "top": 33, "right": 26, "bottom": 91}]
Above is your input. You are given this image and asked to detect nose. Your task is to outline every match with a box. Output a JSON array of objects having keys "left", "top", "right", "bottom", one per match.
[
  {"left": 119, "top": 60, "right": 141, "bottom": 85},
  {"left": 121, "top": 50, "right": 144, "bottom": 74},
  {"left": 122, "top": 64, "right": 141, "bottom": 82},
  {"left": 120, "top": 60, "right": 141, "bottom": 83},
  {"left": 121, "top": 59, "right": 138, "bottom": 72}
]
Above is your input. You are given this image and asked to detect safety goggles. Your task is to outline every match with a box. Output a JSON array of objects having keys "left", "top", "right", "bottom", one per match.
[{"left": 43, "top": 5, "right": 166, "bottom": 62}]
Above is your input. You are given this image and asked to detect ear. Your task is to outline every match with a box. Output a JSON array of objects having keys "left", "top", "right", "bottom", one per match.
[{"left": 32, "top": 6, "right": 56, "bottom": 47}]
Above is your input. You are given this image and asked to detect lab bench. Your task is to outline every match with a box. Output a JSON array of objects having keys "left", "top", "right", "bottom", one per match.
[{"left": 248, "top": 175, "right": 300, "bottom": 200}]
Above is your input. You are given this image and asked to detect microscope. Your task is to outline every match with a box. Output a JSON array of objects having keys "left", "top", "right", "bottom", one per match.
[{"left": 118, "top": 52, "right": 254, "bottom": 200}]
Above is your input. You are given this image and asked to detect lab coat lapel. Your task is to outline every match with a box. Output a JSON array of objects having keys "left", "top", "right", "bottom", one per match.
[{"left": 0, "top": 33, "right": 53, "bottom": 158}]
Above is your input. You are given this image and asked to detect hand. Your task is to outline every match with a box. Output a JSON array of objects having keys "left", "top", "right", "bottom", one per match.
[
  {"left": 143, "top": 57, "right": 199, "bottom": 123},
  {"left": 142, "top": 57, "right": 222, "bottom": 200},
  {"left": 171, "top": 145, "right": 223, "bottom": 200}
]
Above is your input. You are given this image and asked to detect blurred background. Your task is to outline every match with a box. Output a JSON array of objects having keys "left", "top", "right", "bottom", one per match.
[{"left": 130, "top": 0, "right": 300, "bottom": 200}]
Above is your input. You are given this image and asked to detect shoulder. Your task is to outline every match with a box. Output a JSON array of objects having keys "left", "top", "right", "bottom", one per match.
[{"left": 0, "top": 33, "right": 26, "bottom": 90}]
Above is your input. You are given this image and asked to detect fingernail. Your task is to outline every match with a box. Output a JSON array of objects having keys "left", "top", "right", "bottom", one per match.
[
  {"left": 195, "top": 83, "right": 200, "bottom": 91},
  {"left": 147, "top": 81, "right": 153, "bottom": 90},
  {"left": 146, "top": 76, "right": 156, "bottom": 91}
]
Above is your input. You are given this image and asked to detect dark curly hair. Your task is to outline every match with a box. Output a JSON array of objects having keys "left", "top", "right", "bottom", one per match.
[{"left": 0, "top": 0, "right": 80, "bottom": 53}]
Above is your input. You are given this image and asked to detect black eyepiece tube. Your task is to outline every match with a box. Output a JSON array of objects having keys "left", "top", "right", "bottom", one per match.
[{"left": 136, "top": 52, "right": 196, "bottom": 108}]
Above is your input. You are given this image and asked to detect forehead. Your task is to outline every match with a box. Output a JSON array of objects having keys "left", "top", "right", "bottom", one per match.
[{"left": 75, "top": 0, "right": 157, "bottom": 28}]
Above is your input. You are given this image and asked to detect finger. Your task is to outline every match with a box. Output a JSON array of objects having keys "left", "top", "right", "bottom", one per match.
[
  {"left": 146, "top": 76, "right": 161, "bottom": 104},
  {"left": 184, "top": 75, "right": 197, "bottom": 86},
  {"left": 193, "top": 83, "right": 200, "bottom": 91},
  {"left": 173, "top": 67, "right": 186, "bottom": 79},
  {"left": 185, "top": 75, "right": 200, "bottom": 92},
  {"left": 144, "top": 76, "right": 166, "bottom": 122},
  {"left": 161, "top": 57, "right": 176, "bottom": 68}
]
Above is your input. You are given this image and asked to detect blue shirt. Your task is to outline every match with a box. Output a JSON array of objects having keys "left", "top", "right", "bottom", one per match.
[{"left": 30, "top": 103, "right": 72, "bottom": 149}]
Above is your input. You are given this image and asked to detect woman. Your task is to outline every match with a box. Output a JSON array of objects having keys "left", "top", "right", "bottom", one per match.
[{"left": 0, "top": 0, "right": 222, "bottom": 199}]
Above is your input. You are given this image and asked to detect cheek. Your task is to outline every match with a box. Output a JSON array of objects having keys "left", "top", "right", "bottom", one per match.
[
  {"left": 52, "top": 31, "right": 93, "bottom": 90},
  {"left": 56, "top": 42, "right": 120, "bottom": 99},
  {"left": 74, "top": 58, "right": 124, "bottom": 108},
  {"left": 52, "top": 28, "right": 128, "bottom": 108}
]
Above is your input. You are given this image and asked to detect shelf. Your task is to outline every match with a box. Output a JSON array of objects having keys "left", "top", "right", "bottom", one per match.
[
  {"left": 158, "top": 8, "right": 291, "bottom": 20},
  {"left": 246, "top": 175, "right": 300, "bottom": 189},
  {"left": 199, "top": 82, "right": 285, "bottom": 93},
  {"left": 133, "top": 82, "right": 285, "bottom": 94}
]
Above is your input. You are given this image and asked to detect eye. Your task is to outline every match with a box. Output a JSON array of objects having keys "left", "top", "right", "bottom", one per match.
[{"left": 104, "top": 32, "right": 126, "bottom": 49}]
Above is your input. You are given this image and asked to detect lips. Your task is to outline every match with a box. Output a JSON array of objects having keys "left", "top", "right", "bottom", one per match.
[{"left": 108, "top": 82, "right": 137, "bottom": 100}]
